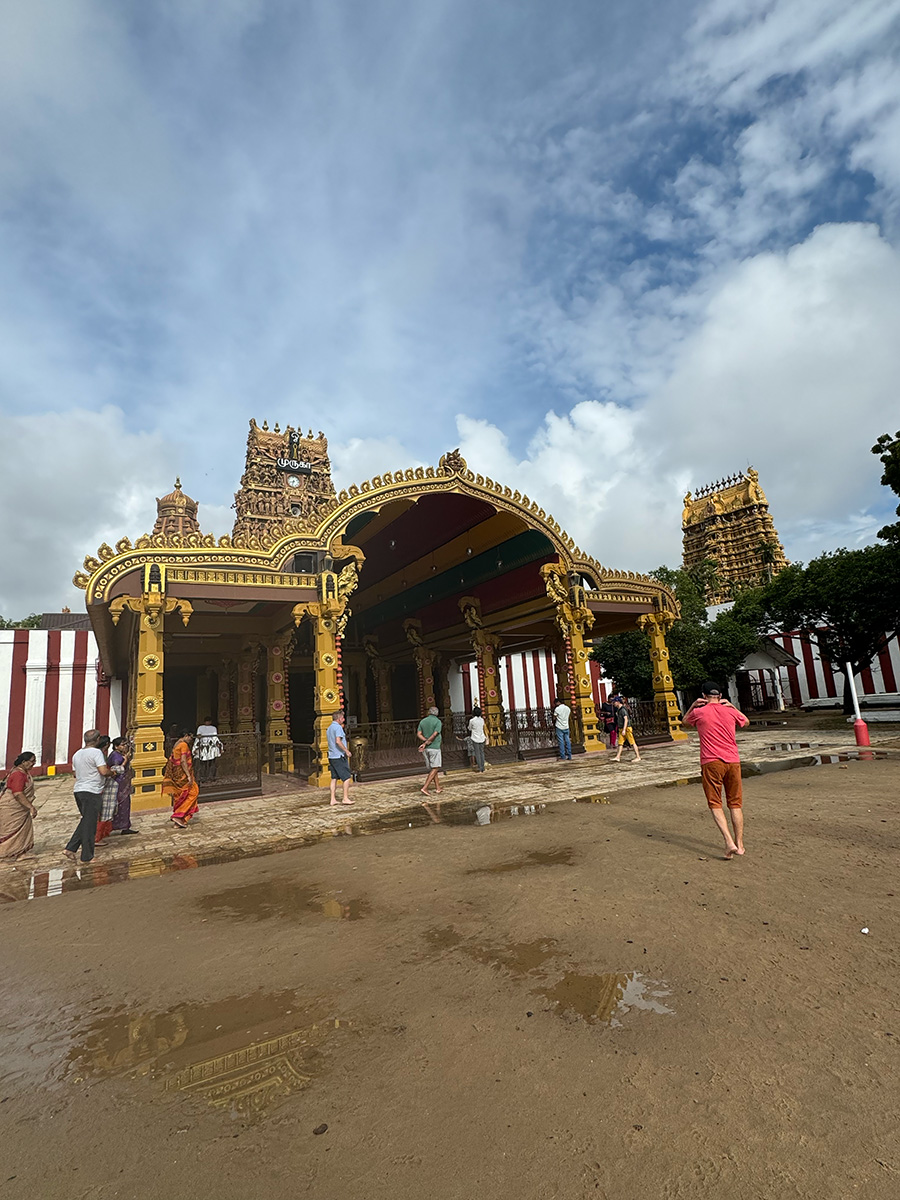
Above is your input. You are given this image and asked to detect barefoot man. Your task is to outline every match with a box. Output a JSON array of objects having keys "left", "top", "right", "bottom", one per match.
[
  {"left": 417, "top": 705, "right": 444, "bottom": 796},
  {"left": 326, "top": 710, "right": 353, "bottom": 806},
  {"left": 682, "top": 683, "right": 750, "bottom": 859}
]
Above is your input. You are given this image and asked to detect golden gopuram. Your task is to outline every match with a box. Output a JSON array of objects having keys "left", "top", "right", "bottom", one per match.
[
  {"left": 682, "top": 469, "right": 787, "bottom": 604},
  {"left": 74, "top": 419, "right": 686, "bottom": 811}
]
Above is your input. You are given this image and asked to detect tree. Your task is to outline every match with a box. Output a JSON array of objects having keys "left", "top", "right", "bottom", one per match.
[
  {"left": 591, "top": 563, "right": 760, "bottom": 699},
  {"left": 0, "top": 613, "right": 42, "bottom": 630},
  {"left": 744, "top": 546, "right": 900, "bottom": 712},
  {"left": 872, "top": 430, "right": 900, "bottom": 544}
]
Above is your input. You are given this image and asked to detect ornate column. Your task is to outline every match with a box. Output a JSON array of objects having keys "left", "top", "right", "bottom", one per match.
[
  {"left": 459, "top": 597, "right": 506, "bottom": 746},
  {"left": 293, "top": 559, "right": 360, "bottom": 787},
  {"left": 110, "top": 564, "right": 193, "bottom": 810},
  {"left": 365, "top": 637, "right": 393, "bottom": 723},
  {"left": 217, "top": 660, "right": 234, "bottom": 734},
  {"left": 541, "top": 563, "right": 603, "bottom": 754},
  {"left": 637, "top": 611, "right": 688, "bottom": 741},
  {"left": 236, "top": 641, "right": 260, "bottom": 734},
  {"left": 265, "top": 629, "right": 295, "bottom": 772},
  {"left": 404, "top": 619, "right": 437, "bottom": 712}
]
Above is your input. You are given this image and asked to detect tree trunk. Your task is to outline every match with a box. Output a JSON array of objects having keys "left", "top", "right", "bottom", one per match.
[{"left": 842, "top": 667, "right": 855, "bottom": 716}]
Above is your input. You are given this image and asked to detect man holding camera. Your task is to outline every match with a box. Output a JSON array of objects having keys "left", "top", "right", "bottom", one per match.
[{"left": 683, "top": 683, "right": 750, "bottom": 859}]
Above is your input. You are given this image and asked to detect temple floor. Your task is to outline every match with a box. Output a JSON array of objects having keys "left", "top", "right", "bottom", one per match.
[
  {"left": 0, "top": 753, "right": 897, "bottom": 1200},
  {"left": 0, "top": 728, "right": 896, "bottom": 892}
]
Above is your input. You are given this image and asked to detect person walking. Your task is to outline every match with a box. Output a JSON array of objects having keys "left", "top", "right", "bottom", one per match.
[
  {"left": 163, "top": 730, "right": 200, "bottom": 829},
  {"left": 0, "top": 752, "right": 38, "bottom": 862},
  {"left": 417, "top": 705, "right": 443, "bottom": 796},
  {"left": 552, "top": 695, "right": 573, "bottom": 761},
  {"left": 64, "top": 730, "right": 112, "bottom": 864},
  {"left": 326, "top": 710, "right": 353, "bottom": 806},
  {"left": 95, "top": 735, "right": 117, "bottom": 845},
  {"left": 612, "top": 699, "right": 641, "bottom": 763},
  {"left": 108, "top": 736, "right": 137, "bottom": 835},
  {"left": 683, "top": 683, "right": 750, "bottom": 859},
  {"left": 467, "top": 705, "right": 487, "bottom": 773}
]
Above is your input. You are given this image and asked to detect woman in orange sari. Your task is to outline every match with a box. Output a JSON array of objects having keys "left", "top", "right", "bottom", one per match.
[{"left": 162, "top": 730, "right": 200, "bottom": 828}]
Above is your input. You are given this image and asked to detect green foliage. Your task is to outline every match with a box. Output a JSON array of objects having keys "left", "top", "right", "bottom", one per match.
[
  {"left": 872, "top": 430, "right": 900, "bottom": 543},
  {"left": 750, "top": 547, "right": 900, "bottom": 702},
  {"left": 0, "top": 613, "right": 42, "bottom": 630},
  {"left": 591, "top": 563, "right": 761, "bottom": 698}
]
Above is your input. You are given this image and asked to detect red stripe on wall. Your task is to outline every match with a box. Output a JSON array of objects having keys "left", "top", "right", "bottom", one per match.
[
  {"left": 95, "top": 671, "right": 111, "bottom": 734},
  {"left": 799, "top": 639, "right": 819, "bottom": 700},
  {"left": 545, "top": 652, "right": 556, "bottom": 704},
  {"left": 590, "top": 659, "right": 602, "bottom": 706},
  {"left": 40, "top": 631, "right": 61, "bottom": 773},
  {"left": 5, "top": 632, "right": 30, "bottom": 769},
  {"left": 878, "top": 643, "right": 897, "bottom": 693},
  {"left": 820, "top": 655, "right": 837, "bottom": 698},
  {"left": 781, "top": 636, "right": 802, "bottom": 707},
  {"left": 462, "top": 666, "right": 472, "bottom": 712},
  {"left": 531, "top": 650, "right": 545, "bottom": 710},
  {"left": 521, "top": 653, "right": 532, "bottom": 711},
  {"left": 860, "top": 665, "right": 875, "bottom": 694},
  {"left": 67, "top": 631, "right": 89, "bottom": 763},
  {"left": 505, "top": 656, "right": 515, "bottom": 712}
]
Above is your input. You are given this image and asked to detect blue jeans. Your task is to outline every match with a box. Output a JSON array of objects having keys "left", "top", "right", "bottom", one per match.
[{"left": 555, "top": 729, "right": 572, "bottom": 760}]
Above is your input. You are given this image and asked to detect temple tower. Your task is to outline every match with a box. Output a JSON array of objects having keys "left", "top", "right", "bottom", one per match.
[
  {"left": 682, "top": 468, "right": 787, "bottom": 604},
  {"left": 232, "top": 419, "right": 336, "bottom": 542},
  {"left": 153, "top": 480, "right": 201, "bottom": 539}
]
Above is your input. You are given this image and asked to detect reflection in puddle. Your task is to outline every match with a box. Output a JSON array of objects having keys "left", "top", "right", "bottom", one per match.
[
  {"left": 573, "top": 793, "right": 611, "bottom": 804},
  {"left": 538, "top": 971, "right": 674, "bottom": 1026},
  {"left": 466, "top": 847, "right": 575, "bottom": 875},
  {"left": 69, "top": 990, "right": 349, "bottom": 1118},
  {"left": 197, "top": 880, "right": 368, "bottom": 923},
  {"left": 424, "top": 926, "right": 561, "bottom": 976}
]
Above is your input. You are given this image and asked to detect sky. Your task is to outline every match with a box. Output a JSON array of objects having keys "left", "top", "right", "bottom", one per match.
[{"left": 1, "top": 0, "right": 899, "bottom": 616}]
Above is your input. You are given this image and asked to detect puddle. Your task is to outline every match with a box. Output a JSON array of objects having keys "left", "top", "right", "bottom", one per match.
[
  {"left": 466, "top": 847, "right": 575, "bottom": 875},
  {"left": 743, "top": 749, "right": 890, "bottom": 776},
  {"left": 573, "top": 793, "right": 612, "bottom": 804},
  {"left": 67, "top": 990, "right": 350, "bottom": 1118},
  {"left": 422, "top": 927, "right": 561, "bottom": 977},
  {"left": 197, "top": 880, "right": 368, "bottom": 923},
  {"left": 538, "top": 971, "right": 675, "bottom": 1026}
]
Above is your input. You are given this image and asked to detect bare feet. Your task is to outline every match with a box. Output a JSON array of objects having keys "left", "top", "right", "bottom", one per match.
[
  {"left": 723, "top": 843, "right": 739, "bottom": 859},
  {"left": 734, "top": 846, "right": 746, "bottom": 856},
  {"left": 435, "top": 787, "right": 443, "bottom": 794},
  {"left": 170, "top": 818, "right": 187, "bottom": 829},
  {"left": 330, "top": 799, "right": 341, "bottom": 805},
  {"left": 421, "top": 787, "right": 432, "bottom": 796},
  {"left": 341, "top": 799, "right": 354, "bottom": 805},
  {"left": 62, "top": 849, "right": 76, "bottom": 861}
]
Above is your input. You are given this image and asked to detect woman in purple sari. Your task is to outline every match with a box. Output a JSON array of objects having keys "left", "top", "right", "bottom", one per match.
[{"left": 108, "top": 737, "right": 137, "bottom": 835}]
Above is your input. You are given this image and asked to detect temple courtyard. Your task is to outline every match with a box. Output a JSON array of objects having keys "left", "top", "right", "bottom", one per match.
[{"left": 1, "top": 734, "right": 898, "bottom": 1199}]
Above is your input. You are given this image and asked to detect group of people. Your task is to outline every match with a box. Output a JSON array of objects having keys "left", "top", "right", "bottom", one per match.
[
  {"left": 62, "top": 730, "right": 137, "bottom": 864},
  {"left": 551, "top": 694, "right": 641, "bottom": 764}
]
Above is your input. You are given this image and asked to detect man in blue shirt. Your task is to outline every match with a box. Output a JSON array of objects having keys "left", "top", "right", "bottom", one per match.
[{"left": 326, "top": 710, "right": 353, "bottom": 805}]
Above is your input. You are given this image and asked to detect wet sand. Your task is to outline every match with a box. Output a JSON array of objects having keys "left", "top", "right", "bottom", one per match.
[{"left": 1, "top": 757, "right": 898, "bottom": 1199}]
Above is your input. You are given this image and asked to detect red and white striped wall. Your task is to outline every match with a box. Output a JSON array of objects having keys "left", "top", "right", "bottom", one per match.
[
  {"left": 454, "top": 649, "right": 612, "bottom": 713},
  {"left": 0, "top": 630, "right": 124, "bottom": 773},
  {"left": 774, "top": 632, "right": 900, "bottom": 707}
]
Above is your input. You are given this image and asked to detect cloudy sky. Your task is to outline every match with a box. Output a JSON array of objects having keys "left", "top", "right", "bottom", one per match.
[{"left": 2, "top": 0, "right": 899, "bottom": 616}]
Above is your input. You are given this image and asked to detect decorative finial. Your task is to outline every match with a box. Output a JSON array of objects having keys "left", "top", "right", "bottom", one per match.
[
  {"left": 262, "top": 419, "right": 269, "bottom": 431},
  {"left": 174, "top": 477, "right": 182, "bottom": 489},
  {"left": 274, "top": 421, "right": 280, "bottom": 433}
]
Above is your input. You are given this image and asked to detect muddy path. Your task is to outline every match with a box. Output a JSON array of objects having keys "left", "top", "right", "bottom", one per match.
[{"left": 1, "top": 758, "right": 898, "bottom": 1199}]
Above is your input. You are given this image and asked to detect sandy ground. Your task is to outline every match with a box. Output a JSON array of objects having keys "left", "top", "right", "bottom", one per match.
[{"left": 1, "top": 755, "right": 898, "bottom": 1200}]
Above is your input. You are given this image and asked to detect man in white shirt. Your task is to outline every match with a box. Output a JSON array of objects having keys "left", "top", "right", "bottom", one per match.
[
  {"left": 467, "top": 705, "right": 487, "bottom": 773},
  {"left": 553, "top": 695, "right": 573, "bottom": 761},
  {"left": 64, "top": 729, "right": 111, "bottom": 864}
]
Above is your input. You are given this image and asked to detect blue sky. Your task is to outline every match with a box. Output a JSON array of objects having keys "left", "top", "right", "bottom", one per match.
[{"left": 2, "top": 0, "right": 900, "bottom": 614}]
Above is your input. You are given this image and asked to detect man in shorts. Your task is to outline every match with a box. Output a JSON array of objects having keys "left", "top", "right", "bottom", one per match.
[
  {"left": 682, "top": 682, "right": 750, "bottom": 859},
  {"left": 612, "top": 699, "right": 641, "bottom": 763},
  {"left": 326, "top": 710, "right": 353, "bottom": 805},
  {"left": 417, "top": 705, "right": 443, "bottom": 796}
]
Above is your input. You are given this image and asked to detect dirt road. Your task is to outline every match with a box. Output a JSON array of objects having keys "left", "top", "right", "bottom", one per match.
[{"left": 1, "top": 756, "right": 897, "bottom": 1199}]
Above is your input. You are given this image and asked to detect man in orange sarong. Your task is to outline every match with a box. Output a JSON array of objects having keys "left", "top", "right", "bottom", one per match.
[{"left": 162, "top": 730, "right": 200, "bottom": 829}]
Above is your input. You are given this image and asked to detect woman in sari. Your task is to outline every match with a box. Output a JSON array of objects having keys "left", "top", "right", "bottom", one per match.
[
  {"left": 95, "top": 735, "right": 116, "bottom": 844},
  {"left": 108, "top": 736, "right": 137, "bottom": 834},
  {"left": 0, "top": 752, "right": 38, "bottom": 862},
  {"left": 162, "top": 730, "right": 199, "bottom": 828}
]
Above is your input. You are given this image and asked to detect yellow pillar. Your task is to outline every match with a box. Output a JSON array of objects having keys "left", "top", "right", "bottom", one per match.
[
  {"left": 264, "top": 630, "right": 294, "bottom": 772},
  {"left": 293, "top": 566, "right": 356, "bottom": 787},
  {"left": 365, "top": 638, "right": 393, "bottom": 723},
  {"left": 540, "top": 563, "right": 603, "bottom": 754},
  {"left": 459, "top": 596, "right": 506, "bottom": 745},
  {"left": 110, "top": 565, "right": 192, "bottom": 810},
  {"left": 638, "top": 611, "right": 688, "bottom": 741}
]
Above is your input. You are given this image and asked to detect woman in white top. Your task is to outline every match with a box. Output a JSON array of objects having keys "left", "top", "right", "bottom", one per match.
[{"left": 467, "top": 706, "right": 487, "bottom": 773}]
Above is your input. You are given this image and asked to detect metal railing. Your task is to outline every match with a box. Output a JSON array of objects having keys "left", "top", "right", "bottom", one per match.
[{"left": 199, "top": 731, "right": 262, "bottom": 801}]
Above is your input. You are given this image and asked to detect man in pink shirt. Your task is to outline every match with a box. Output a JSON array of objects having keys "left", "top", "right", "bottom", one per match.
[{"left": 682, "top": 682, "right": 750, "bottom": 859}]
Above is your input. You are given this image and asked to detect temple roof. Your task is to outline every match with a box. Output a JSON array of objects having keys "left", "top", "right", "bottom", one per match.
[{"left": 153, "top": 479, "right": 201, "bottom": 539}]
